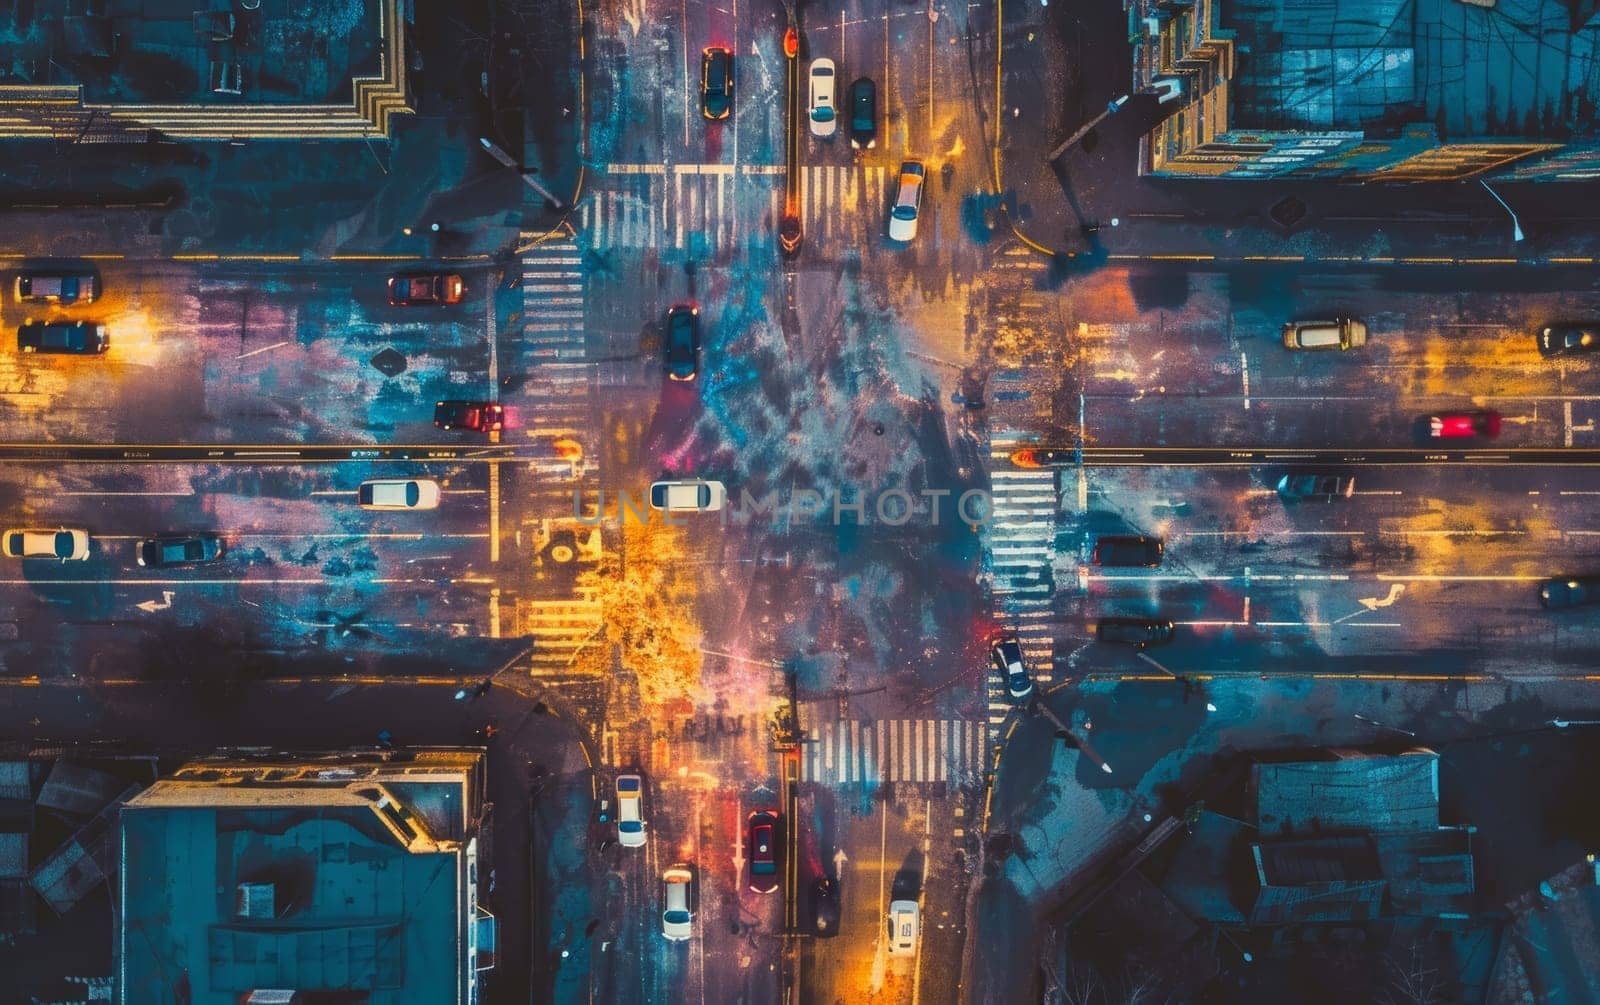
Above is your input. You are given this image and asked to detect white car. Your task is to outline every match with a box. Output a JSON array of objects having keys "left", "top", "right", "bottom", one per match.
[
  {"left": 887, "top": 899, "right": 920, "bottom": 956},
  {"left": 649, "top": 479, "right": 726, "bottom": 513},
  {"left": 887, "top": 161, "right": 926, "bottom": 242},
  {"left": 616, "top": 774, "right": 646, "bottom": 848},
  {"left": 358, "top": 478, "right": 442, "bottom": 511},
  {"left": 808, "top": 58, "right": 837, "bottom": 137},
  {"left": 3, "top": 528, "right": 89, "bottom": 561},
  {"left": 662, "top": 865, "right": 694, "bottom": 941}
]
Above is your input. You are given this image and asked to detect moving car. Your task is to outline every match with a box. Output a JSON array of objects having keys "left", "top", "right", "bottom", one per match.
[
  {"left": 748, "top": 811, "right": 780, "bottom": 893},
  {"left": 701, "top": 46, "right": 733, "bottom": 120},
  {"left": 662, "top": 865, "right": 695, "bottom": 941},
  {"left": 649, "top": 479, "right": 726, "bottom": 513},
  {"left": 1282, "top": 317, "right": 1367, "bottom": 351},
  {"left": 1095, "top": 616, "right": 1176, "bottom": 646},
  {"left": 16, "top": 272, "right": 97, "bottom": 304},
  {"left": 1276, "top": 473, "right": 1356, "bottom": 501},
  {"left": 887, "top": 161, "right": 927, "bottom": 242},
  {"left": 616, "top": 773, "right": 646, "bottom": 848},
  {"left": 1537, "top": 324, "right": 1600, "bottom": 357},
  {"left": 1091, "top": 535, "right": 1164, "bottom": 568},
  {"left": 1428, "top": 410, "right": 1500, "bottom": 439},
  {"left": 434, "top": 400, "right": 504, "bottom": 432},
  {"left": 812, "top": 877, "right": 841, "bottom": 936},
  {"left": 358, "top": 478, "right": 442, "bottom": 511},
  {"left": 1539, "top": 575, "right": 1600, "bottom": 610},
  {"left": 887, "top": 900, "right": 920, "bottom": 956},
  {"left": 665, "top": 304, "right": 701, "bottom": 381},
  {"left": 136, "top": 534, "right": 224, "bottom": 568},
  {"left": 3, "top": 528, "right": 89, "bottom": 561},
  {"left": 848, "top": 77, "right": 877, "bottom": 149},
  {"left": 988, "top": 634, "right": 1034, "bottom": 700},
  {"left": 17, "top": 320, "right": 108, "bottom": 354},
  {"left": 388, "top": 273, "right": 464, "bottom": 306},
  {"left": 808, "top": 58, "right": 837, "bottom": 137}
]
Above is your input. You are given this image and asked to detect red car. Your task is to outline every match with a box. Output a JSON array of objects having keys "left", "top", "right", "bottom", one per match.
[
  {"left": 389, "top": 273, "right": 465, "bottom": 306},
  {"left": 747, "top": 811, "right": 779, "bottom": 893},
  {"left": 1429, "top": 410, "right": 1500, "bottom": 439},
  {"left": 434, "top": 400, "right": 504, "bottom": 432}
]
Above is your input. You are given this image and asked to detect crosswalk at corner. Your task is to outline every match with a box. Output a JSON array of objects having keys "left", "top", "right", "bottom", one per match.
[
  {"left": 798, "top": 717, "right": 987, "bottom": 787},
  {"left": 514, "top": 588, "right": 605, "bottom": 674},
  {"left": 519, "top": 239, "right": 587, "bottom": 362},
  {"left": 984, "top": 436, "right": 1061, "bottom": 729}
]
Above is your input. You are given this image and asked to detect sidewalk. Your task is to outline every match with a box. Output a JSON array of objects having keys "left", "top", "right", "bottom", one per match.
[{"left": 987, "top": 0, "right": 1600, "bottom": 266}]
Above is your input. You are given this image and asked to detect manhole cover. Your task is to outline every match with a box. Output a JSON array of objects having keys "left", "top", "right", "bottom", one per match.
[
  {"left": 1268, "top": 195, "right": 1308, "bottom": 230},
  {"left": 370, "top": 347, "right": 407, "bottom": 377}
]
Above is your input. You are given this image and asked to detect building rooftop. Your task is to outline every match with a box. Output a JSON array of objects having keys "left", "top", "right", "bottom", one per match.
[
  {"left": 1253, "top": 750, "right": 1440, "bottom": 836},
  {"left": 1229, "top": 0, "right": 1600, "bottom": 138},
  {"left": 118, "top": 751, "right": 484, "bottom": 1005}
]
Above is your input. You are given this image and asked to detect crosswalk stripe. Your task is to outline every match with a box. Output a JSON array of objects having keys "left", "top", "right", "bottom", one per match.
[{"left": 801, "top": 718, "right": 985, "bottom": 784}]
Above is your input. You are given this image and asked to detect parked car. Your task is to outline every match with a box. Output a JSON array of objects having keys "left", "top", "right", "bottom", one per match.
[
  {"left": 1537, "top": 324, "right": 1600, "bottom": 357},
  {"left": 16, "top": 272, "right": 97, "bottom": 304},
  {"left": 388, "top": 273, "right": 464, "bottom": 306},
  {"left": 1091, "top": 535, "right": 1164, "bottom": 567},
  {"left": 887, "top": 161, "right": 927, "bottom": 242},
  {"left": 616, "top": 774, "right": 646, "bottom": 848},
  {"left": 848, "top": 77, "right": 877, "bottom": 149},
  {"left": 358, "top": 478, "right": 442, "bottom": 511},
  {"left": 649, "top": 480, "right": 726, "bottom": 512},
  {"left": 748, "top": 811, "right": 780, "bottom": 893},
  {"left": 701, "top": 46, "right": 733, "bottom": 119},
  {"left": 3, "top": 528, "right": 89, "bottom": 561},
  {"left": 662, "top": 865, "right": 695, "bottom": 941},
  {"left": 812, "top": 877, "right": 841, "bottom": 936},
  {"left": 434, "top": 400, "right": 504, "bottom": 432},
  {"left": 808, "top": 58, "right": 837, "bottom": 137},
  {"left": 665, "top": 304, "right": 701, "bottom": 381},
  {"left": 136, "top": 534, "right": 224, "bottom": 568},
  {"left": 1282, "top": 317, "right": 1367, "bottom": 351},
  {"left": 1539, "top": 575, "right": 1600, "bottom": 610},
  {"left": 1276, "top": 472, "right": 1355, "bottom": 501},
  {"left": 988, "top": 634, "right": 1034, "bottom": 700},
  {"left": 17, "top": 320, "right": 107, "bottom": 354},
  {"left": 1428, "top": 410, "right": 1500, "bottom": 439},
  {"left": 1095, "top": 616, "right": 1176, "bottom": 646},
  {"left": 887, "top": 900, "right": 920, "bottom": 956}
]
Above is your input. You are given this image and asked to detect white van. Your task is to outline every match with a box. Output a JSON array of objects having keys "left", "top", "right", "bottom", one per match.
[{"left": 1282, "top": 317, "right": 1367, "bottom": 351}]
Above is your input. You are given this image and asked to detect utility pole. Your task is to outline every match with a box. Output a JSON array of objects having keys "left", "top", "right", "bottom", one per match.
[{"left": 480, "top": 137, "right": 565, "bottom": 209}]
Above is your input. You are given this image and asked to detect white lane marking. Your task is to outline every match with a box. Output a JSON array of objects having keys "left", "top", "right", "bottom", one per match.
[
  {"left": 1242, "top": 596, "right": 1250, "bottom": 623},
  {"left": 1182, "top": 619, "right": 1402, "bottom": 628},
  {"left": 236, "top": 340, "right": 290, "bottom": 359},
  {"left": 1566, "top": 400, "right": 1575, "bottom": 448},
  {"left": 0, "top": 576, "right": 500, "bottom": 586},
  {"left": 1375, "top": 574, "right": 1547, "bottom": 582},
  {"left": 61, "top": 490, "right": 194, "bottom": 496},
  {"left": 1240, "top": 351, "right": 1250, "bottom": 410}
]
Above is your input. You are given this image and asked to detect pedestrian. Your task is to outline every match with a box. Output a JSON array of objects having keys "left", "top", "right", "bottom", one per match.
[{"left": 484, "top": 724, "right": 499, "bottom": 739}]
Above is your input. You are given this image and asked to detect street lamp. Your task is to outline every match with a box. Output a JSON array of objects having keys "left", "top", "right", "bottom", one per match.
[
  {"left": 1479, "top": 179, "right": 1524, "bottom": 243},
  {"left": 1135, "top": 651, "right": 1216, "bottom": 712},
  {"left": 1352, "top": 712, "right": 1416, "bottom": 738},
  {"left": 1548, "top": 718, "right": 1600, "bottom": 729}
]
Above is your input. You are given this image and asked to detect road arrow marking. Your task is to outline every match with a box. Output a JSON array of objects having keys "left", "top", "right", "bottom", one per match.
[
  {"left": 833, "top": 848, "right": 849, "bottom": 876},
  {"left": 1358, "top": 584, "right": 1406, "bottom": 610},
  {"left": 135, "top": 590, "right": 175, "bottom": 613}
]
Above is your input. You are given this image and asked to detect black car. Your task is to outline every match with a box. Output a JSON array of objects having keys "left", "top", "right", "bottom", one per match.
[
  {"left": 1539, "top": 575, "right": 1600, "bottom": 609},
  {"left": 1537, "top": 324, "right": 1600, "bottom": 357},
  {"left": 848, "top": 77, "right": 877, "bottom": 149},
  {"left": 701, "top": 46, "right": 733, "bottom": 120},
  {"left": 434, "top": 400, "right": 505, "bottom": 432},
  {"left": 1095, "top": 616, "right": 1176, "bottom": 646},
  {"left": 748, "top": 811, "right": 780, "bottom": 893},
  {"left": 812, "top": 877, "right": 841, "bottom": 936},
  {"left": 665, "top": 304, "right": 701, "bottom": 381},
  {"left": 136, "top": 534, "right": 224, "bottom": 568},
  {"left": 988, "top": 634, "right": 1034, "bottom": 700},
  {"left": 1276, "top": 473, "right": 1355, "bottom": 501},
  {"left": 18, "top": 320, "right": 108, "bottom": 354},
  {"left": 1091, "top": 535, "right": 1163, "bottom": 568}
]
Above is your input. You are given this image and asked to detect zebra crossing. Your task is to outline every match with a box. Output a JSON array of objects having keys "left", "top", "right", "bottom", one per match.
[
  {"left": 799, "top": 718, "right": 988, "bottom": 786},
  {"left": 518, "top": 589, "right": 605, "bottom": 673},
  {"left": 985, "top": 461, "right": 1058, "bottom": 600},
  {"left": 579, "top": 164, "right": 889, "bottom": 253},
  {"left": 520, "top": 239, "right": 587, "bottom": 363}
]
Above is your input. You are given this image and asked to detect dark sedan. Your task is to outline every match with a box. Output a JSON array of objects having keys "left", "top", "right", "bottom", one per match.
[
  {"left": 1539, "top": 575, "right": 1600, "bottom": 609},
  {"left": 1276, "top": 473, "right": 1355, "bottom": 501},
  {"left": 988, "top": 634, "right": 1034, "bottom": 699},
  {"left": 434, "top": 400, "right": 504, "bottom": 432},
  {"left": 137, "top": 534, "right": 224, "bottom": 568},
  {"left": 848, "top": 77, "right": 877, "bottom": 149},
  {"left": 18, "top": 320, "right": 108, "bottom": 354},
  {"left": 388, "top": 273, "right": 464, "bottom": 306},
  {"left": 1095, "top": 616, "right": 1176, "bottom": 646},
  {"left": 665, "top": 304, "right": 701, "bottom": 381},
  {"left": 701, "top": 46, "right": 733, "bottom": 120},
  {"left": 812, "top": 877, "right": 841, "bottom": 936},
  {"left": 1537, "top": 324, "right": 1600, "bottom": 357}
]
